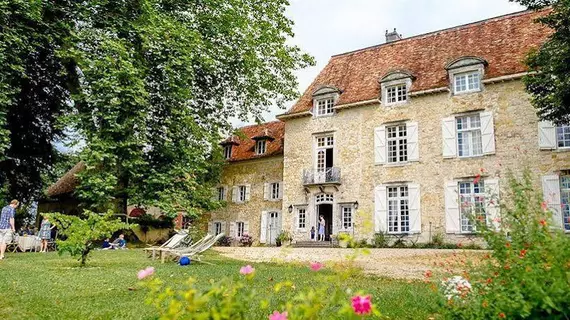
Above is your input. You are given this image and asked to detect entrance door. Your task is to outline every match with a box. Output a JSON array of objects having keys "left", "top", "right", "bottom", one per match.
[
  {"left": 315, "top": 136, "right": 334, "bottom": 183},
  {"left": 267, "top": 211, "right": 281, "bottom": 245},
  {"left": 317, "top": 204, "right": 333, "bottom": 241}
]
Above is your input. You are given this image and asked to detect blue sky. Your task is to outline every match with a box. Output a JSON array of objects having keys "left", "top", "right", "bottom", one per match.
[{"left": 236, "top": 0, "right": 525, "bottom": 126}]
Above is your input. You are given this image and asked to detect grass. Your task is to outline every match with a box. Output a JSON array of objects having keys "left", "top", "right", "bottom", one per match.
[{"left": 0, "top": 249, "right": 440, "bottom": 319}]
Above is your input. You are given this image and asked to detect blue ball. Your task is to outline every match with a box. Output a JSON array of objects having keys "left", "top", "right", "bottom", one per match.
[{"left": 179, "top": 256, "right": 191, "bottom": 266}]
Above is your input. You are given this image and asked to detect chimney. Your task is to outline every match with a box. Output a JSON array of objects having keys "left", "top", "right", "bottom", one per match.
[{"left": 385, "top": 28, "right": 402, "bottom": 43}]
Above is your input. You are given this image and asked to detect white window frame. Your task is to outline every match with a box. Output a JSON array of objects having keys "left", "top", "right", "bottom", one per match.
[
  {"left": 385, "top": 84, "right": 407, "bottom": 105},
  {"left": 387, "top": 185, "right": 410, "bottom": 234},
  {"left": 453, "top": 71, "right": 481, "bottom": 94},
  {"left": 238, "top": 185, "right": 247, "bottom": 202},
  {"left": 297, "top": 207, "right": 307, "bottom": 230},
  {"left": 217, "top": 186, "right": 226, "bottom": 201},
  {"left": 386, "top": 124, "right": 408, "bottom": 163},
  {"left": 557, "top": 126, "right": 570, "bottom": 149},
  {"left": 255, "top": 139, "right": 267, "bottom": 155},
  {"left": 270, "top": 182, "right": 280, "bottom": 200},
  {"left": 340, "top": 205, "right": 353, "bottom": 231},
  {"left": 315, "top": 98, "right": 335, "bottom": 117},
  {"left": 223, "top": 145, "right": 232, "bottom": 159},
  {"left": 380, "top": 78, "right": 411, "bottom": 107},
  {"left": 456, "top": 114, "right": 483, "bottom": 158},
  {"left": 314, "top": 134, "right": 334, "bottom": 171},
  {"left": 236, "top": 221, "right": 245, "bottom": 237},
  {"left": 458, "top": 180, "right": 485, "bottom": 233},
  {"left": 560, "top": 174, "right": 570, "bottom": 231},
  {"left": 214, "top": 222, "right": 223, "bottom": 236}
]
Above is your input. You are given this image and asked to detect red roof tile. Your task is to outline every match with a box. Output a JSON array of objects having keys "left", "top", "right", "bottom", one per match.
[
  {"left": 225, "top": 121, "right": 284, "bottom": 162},
  {"left": 286, "top": 10, "right": 551, "bottom": 115}
]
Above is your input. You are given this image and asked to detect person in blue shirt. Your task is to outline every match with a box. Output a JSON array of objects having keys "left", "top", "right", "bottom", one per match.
[
  {"left": 110, "top": 234, "right": 127, "bottom": 249},
  {"left": 102, "top": 238, "right": 112, "bottom": 250},
  {"left": 0, "top": 200, "right": 19, "bottom": 260}
]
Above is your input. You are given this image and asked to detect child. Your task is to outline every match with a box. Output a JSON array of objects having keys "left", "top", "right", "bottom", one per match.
[
  {"left": 310, "top": 226, "right": 315, "bottom": 241},
  {"left": 102, "top": 238, "right": 111, "bottom": 250}
]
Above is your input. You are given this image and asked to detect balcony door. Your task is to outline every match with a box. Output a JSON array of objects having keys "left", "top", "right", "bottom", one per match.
[{"left": 315, "top": 135, "right": 334, "bottom": 183}]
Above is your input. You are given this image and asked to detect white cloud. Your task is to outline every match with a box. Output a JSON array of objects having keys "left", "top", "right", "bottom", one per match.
[{"left": 236, "top": 0, "right": 526, "bottom": 126}]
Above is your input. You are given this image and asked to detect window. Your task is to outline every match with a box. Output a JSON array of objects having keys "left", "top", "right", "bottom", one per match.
[
  {"left": 315, "top": 98, "right": 334, "bottom": 116},
  {"left": 224, "top": 145, "right": 232, "bottom": 159},
  {"left": 270, "top": 182, "right": 280, "bottom": 200},
  {"left": 316, "top": 136, "right": 334, "bottom": 148},
  {"left": 297, "top": 208, "right": 306, "bottom": 229},
  {"left": 458, "top": 181, "right": 485, "bottom": 233},
  {"left": 385, "top": 84, "right": 407, "bottom": 105},
  {"left": 557, "top": 126, "right": 570, "bottom": 149},
  {"left": 255, "top": 139, "right": 266, "bottom": 155},
  {"left": 238, "top": 186, "right": 247, "bottom": 202},
  {"left": 315, "top": 135, "right": 334, "bottom": 173},
  {"left": 454, "top": 71, "right": 481, "bottom": 94},
  {"left": 342, "top": 206, "right": 353, "bottom": 230},
  {"left": 560, "top": 175, "right": 570, "bottom": 231},
  {"left": 214, "top": 222, "right": 222, "bottom": 235},
  {"left": 387, "top": 186, "right": 409, "bottom": 234},
  {"left": 217, "top": 187, "right": 226, "bottom": 201},
  {"left": 236, "top": 222, "right": 245, "bottom": 237},
  {"left": 315, "top": 193, "right": 334, "bottom": 203},
  {"left": 457, "top": 114, "right": 482, "bottom": 157},
  {"left": 387, "top": 124, "right": 408, "bottom": 163}
]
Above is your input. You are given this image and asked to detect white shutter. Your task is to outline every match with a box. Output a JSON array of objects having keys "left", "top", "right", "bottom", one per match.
[
  {"left": 442, "top": 117, "right": 457, "bottom": 158},
  {"left": 230, "top": 222, "right": 236, "bottom": 237},
  {"left": 408, "top": 183, "right": 421, "bottom": 234},
  {"left": 232, "top": 187, "right": 238, "bottom": 203},
  {"left": 538, "top": 121, "right": 556, "bottom": 150},
  {"left": 278, "top": 182, "right": 284, "bottom": 200},
  {"left": 245, "top": 184, "right": 251, "bottom": 201},
  {"left": 374, "top": 185, "right": 387, "bottom": 232},
  {"left": 263, "top": 183, "right": 269, "bottom": 200},
  {"left": 485, "top": 178, "right": 500, "bottom": 230},
  {"left": 542, "top": 175, "right": 563, "bottom": 228},
  {"left": 260, "top": 211, "right": 268, "bottom": 243},
  {"left": 445, "top": 181, "right": 460, "bottom": 233},
  {"left": 374, "top": 126, "right": 386, "bottom": 164},
  {"left": 407, "top": 122, "right": 419, "bottom": 162},
  {"left": 480, "top": 111, "right": 496, "bottom": 154},
  {"left": 244, "top": 221, "right": 249, "bottom": 234},
  {"left": 220, "top": 221, "right": 226, "bottom": 235},
  {"left": 207, "top": 221, "right": 213, "bottom": 235}
]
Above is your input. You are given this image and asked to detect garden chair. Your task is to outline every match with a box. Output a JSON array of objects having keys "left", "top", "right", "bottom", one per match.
[
  {"left": 151, "top": 233, "right": 214, "bottom": 263},
  {"left": 46, "top": 231, "right": 58, "bottom": 252},
  {"left": 166, "top": 233, "right": 224, "bottom": 264},
  {"left": 144, "top": 231, "right": 190, "bottom": 260},
  {"left": 7, "top": 234, "right": 19, "bottom": 253}
]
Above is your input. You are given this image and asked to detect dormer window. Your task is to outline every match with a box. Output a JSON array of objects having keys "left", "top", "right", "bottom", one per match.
[
  {"left": 255, "top": 139, "right": 267, "bottom": 155},
  {"left": 224, "top": 145, "right": 232, "bottom": 159},
  {"left": 445, "top": 56, "right": 487, "bottom": 95},
  {"left": 316, "top": 98, "right": 334, "bottom": 116},
  {"left": 312, "top": 85, "right": 341, "bottom": 118},
  {"left": 379, "top": 70, "right": 414, "bottom": 106}
]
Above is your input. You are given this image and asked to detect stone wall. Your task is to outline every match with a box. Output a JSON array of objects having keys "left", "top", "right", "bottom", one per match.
[
  {"left": 209, "top": 155, "right": 284, "bottom": 245},
  {"left": 282, "top": 80, "right": 570, "bottom": 244}
]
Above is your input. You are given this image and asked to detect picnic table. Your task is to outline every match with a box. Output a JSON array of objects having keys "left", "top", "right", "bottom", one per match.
[{"left": 17, "top": 235, "right": 40, "bottom": 252}]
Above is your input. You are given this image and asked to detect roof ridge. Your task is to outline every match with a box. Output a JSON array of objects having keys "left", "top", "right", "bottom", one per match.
[
  {"left": 331, "top": 9, "right": 537, "bottom": 58},
  {"left": 236, "top": 120, "right": 283, "bottom": 130}
]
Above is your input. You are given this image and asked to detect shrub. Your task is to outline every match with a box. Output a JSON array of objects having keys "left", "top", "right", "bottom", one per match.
[
  {"left": 216, "top": 235, "right": 233, "bottom": 247},
  {"left": 239, "top": 233, "right": 253, "bottom": 247},
  {"left": 431, "top": 232, "right": 444, "bottom": 247},
  {"left": 439, "top": 170, "right": 570, "bottom": 319},
  {"left": 276, "top": 230, "right": 292, "bottom": 247},
  {"left": 373, "top": 233, "right": 388, "bottom": 248}
]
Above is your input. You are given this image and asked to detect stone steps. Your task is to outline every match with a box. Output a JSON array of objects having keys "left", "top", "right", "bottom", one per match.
[{"left": 292, "top": 241, "right": 335, "bottom": 248}]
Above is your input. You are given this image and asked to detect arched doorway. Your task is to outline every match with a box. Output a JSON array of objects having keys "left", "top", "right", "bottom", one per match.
[{"left": 315, "top": 193, "right": 334, "bottom": 241}]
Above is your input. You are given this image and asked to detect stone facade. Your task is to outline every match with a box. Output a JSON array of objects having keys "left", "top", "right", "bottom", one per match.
[{"left": 209, "top": 155, "right": 284, "bottom": 245}]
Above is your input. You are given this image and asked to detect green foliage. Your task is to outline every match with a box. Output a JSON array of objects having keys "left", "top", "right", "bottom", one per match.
[
  {"left": 276, "top": 230, "right": 292, "bottom": 246},
  {"left": 136, "top": 214, "right": 174, "bottom": 233},
  {"left": 46, "top": 210, "right": 132, "bottom": 266},
  {"left": 373, "top": 233, "right": 388, "bottom": 248},
  {"left": 216, "top": 235, "right": 233, "bottom": 247},
  {"left": 431, "top": 232, "right": 445, "bottom": 247},
  {"left": 511, "top": 0, "right": 570, "bottom": 124},
  {"left": 440, "top": 170, "right": 570, "bottom": 319}
]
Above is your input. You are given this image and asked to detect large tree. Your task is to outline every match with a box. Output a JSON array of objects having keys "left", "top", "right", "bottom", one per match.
[
  {"left": 511, "top": 0, "right": 570, "bottom": 124},
  {"left": 0, "top": 0, "right": 79, "bottom": 203},
  {"left": 65, "top": 0, "right": 313, "bottom": 216}
]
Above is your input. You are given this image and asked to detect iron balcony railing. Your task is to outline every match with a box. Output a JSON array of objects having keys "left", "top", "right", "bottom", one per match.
[{"left": 303, "top": 167, "right": 341, "bottom": 185}]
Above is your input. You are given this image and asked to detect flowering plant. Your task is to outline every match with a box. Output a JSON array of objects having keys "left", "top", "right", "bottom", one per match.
[{"left": 239, "top": 233, "right": 253, "bottom": 247}]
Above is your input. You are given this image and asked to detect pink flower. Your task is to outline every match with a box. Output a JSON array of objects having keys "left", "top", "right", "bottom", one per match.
[
  {"left": 240, "top": 265, "right": 255, "bottom": 275},
  {"left": 541, "top": 201, "right": 548, "bottom": 212},
  {"left": 493, "top": 217, "right": 501, "bottom": 223},
  {"left": 473, "top": 174, "right": 481, "bottom": 184},
  {"left": 137, "top": 267, "right": 155, "bottom": 280},
  {"left": 351, "top": 295, "right": 372, "bottom": 315},
  {"left": 310, "top": 262, "right": 323, "bottom": 271},
  {"left": 268, "top": 311, "right": 287, "bottom": 320}
]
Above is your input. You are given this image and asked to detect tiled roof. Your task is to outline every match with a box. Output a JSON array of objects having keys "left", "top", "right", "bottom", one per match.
[
  {"left": 224, "top": 121, "right": 284, "bottom": 162},
  {"left": 285, "top": 10, "right": 551, "bottom": 115},
  {"left": 46, "top": 161, "right": 85, "bottom": 197}
]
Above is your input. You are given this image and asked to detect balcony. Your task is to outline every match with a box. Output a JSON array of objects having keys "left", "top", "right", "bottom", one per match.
[{"left": 303, "top": 167, "right": 341, "bottom": 186}]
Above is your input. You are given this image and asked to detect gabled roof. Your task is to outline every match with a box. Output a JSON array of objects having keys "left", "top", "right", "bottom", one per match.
[
  {"left": 224, "top": 121, "right": 284, "bottom": 162},
  {"left": 284, "top": 9, "right": 551, "bottom": 116},
  {"left": 46, "top": 161, "right": 85, "bottom": 197}
]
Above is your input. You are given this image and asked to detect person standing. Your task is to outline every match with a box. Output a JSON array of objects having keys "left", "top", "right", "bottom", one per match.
[
  {"left": 38, "top": 216, "right": 55, "bottom": 253},
  {"left": 0, "top": 200, "right": 19, "bottom": 260},
  {"left": 318, "top": 215, "right": 325, "bottom": 242}
]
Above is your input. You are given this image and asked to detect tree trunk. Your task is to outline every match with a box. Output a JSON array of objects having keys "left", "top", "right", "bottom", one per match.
[{"left": 80, "top": 245, "right": 91, "bottom": 267}]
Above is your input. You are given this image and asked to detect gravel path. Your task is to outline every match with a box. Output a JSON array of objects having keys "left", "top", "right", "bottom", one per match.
[{"left": 214, "top": 247, "right": 485, "bottom": 279}]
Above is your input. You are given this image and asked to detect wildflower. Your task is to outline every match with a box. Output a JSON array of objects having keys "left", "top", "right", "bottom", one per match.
[
  {"left": 486, "top": 278, "right": 492, "bottom": 284},
  {"left": 310, "top": 262, "right": 323, "bottom": 271},
  {"left": 240, "top": 265, "right": 255, "bottom": 275},
  {"left": 504, "top": 265, "right": 511, "bottom": 270},
  {"left": 505, "top": 242, "right": 511, "bottom": 248},
  {"left": 519, "top": 249, "right": 527, "bottom": 258},
  {"left": 541, "top": 201, "right": 548, "bottom": 212},
  {"left": 424, "top": 270, "right": 433, "bottom": 278},
  {"left": 137, "top": 267, "right": 155, "bottom": 280},
  {"left": 473, "top": 174, "right": 481, "bottom": 184},
  {"left": 351, "top": 295, "right": 372, "bottom": 315},
  {"left": 269, "top": 311, "right": 288, "bottom": 320},
  {"left": 499, "top": 312, "right": 506, "bottom": 318},
  {"left": 539, "top": 219, "right": 547, "bottom": 226},
  {"left": 482, "top": 300, "right": 488, "bottom": 308}
]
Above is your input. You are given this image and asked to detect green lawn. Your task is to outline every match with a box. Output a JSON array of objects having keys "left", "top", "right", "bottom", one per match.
[{"left": 0, "top": 250, "right": 440, "bottom": 319}]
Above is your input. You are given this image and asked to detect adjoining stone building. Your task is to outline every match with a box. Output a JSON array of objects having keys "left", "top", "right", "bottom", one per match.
[{"left": 212, "top": 9, "right": 570, "bottom": 244}]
